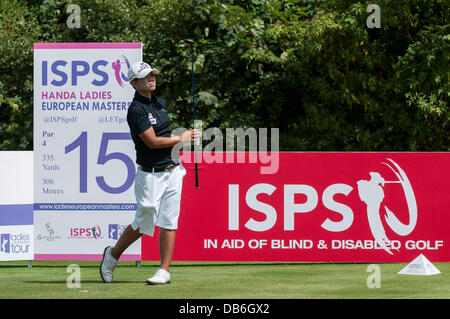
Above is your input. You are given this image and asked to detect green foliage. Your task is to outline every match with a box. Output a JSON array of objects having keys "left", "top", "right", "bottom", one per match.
[
  {"left": 0, "top": 0, "right": 36, "bottom": 149},
  {"left": 0, "top": 0, "right": 448, "bottom": 150}
]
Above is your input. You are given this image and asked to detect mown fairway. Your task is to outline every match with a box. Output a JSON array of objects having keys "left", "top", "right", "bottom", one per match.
[{"left": 0, "top": 261, "right": 449, "bottom": 299}]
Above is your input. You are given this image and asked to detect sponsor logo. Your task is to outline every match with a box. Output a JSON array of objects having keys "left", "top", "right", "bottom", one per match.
[
  {"left": 0, "top": 233, "right": 31, "bottom": 254},
  {"left": 41, "top": 55, "right": 131, "bottom": 87},
  {"left": 69, "top": 225, "right": 102, "bottom": 239},
  {"left": 1, "top": 234, "right": 10, "bottom": 253},
  {"left": 108, "top": 224, "right": 126, "bottom": 240},
  {"left": 111, "top": 55, "right": 131, "bottom": 87},
  {"left": 357, "top": 159, "right": 417, "bottom": 255},
  {"left": 36, "top": 222, "right": 62, "bottom": 241},
  {"left": 229, "top": 158, "right": 418, "bottom": 255},
  {"left": 148, "top": 113, "right": 157, "bottom": 124}
]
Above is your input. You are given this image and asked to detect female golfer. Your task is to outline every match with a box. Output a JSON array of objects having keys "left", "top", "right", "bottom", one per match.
[{"left": 100, "top": 61, "right": 198, "bottom": 285}]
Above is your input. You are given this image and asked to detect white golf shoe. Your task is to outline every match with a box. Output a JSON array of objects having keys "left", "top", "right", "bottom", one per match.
[
  {"left": 100, "top": 246, "right": 118, "bottom": 283},
  {"left": 146, "top": 268, "right": 171, "bottom": 285}
]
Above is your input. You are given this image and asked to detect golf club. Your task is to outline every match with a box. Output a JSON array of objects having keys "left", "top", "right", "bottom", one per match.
[{"left": 184, "top": 39, "right": 199, "bottom": 188}]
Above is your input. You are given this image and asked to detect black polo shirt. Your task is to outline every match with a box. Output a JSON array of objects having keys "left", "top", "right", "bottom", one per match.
[{"left": 127, "top": 91, "right": 177, "bottom": 168}]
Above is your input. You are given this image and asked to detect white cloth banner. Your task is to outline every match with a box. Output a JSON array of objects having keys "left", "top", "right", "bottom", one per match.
[{"left": 0, "top": 151, "right": 34, "bottom": 261}]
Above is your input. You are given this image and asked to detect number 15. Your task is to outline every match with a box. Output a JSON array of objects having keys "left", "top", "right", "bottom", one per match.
[{"left": 65, "top": 131, "right": 135, "bottom": 194}]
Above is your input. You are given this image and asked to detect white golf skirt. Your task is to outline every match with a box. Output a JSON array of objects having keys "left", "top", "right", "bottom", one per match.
[{"left": 131, "top": 164, "right": 186, "bottom": 237}]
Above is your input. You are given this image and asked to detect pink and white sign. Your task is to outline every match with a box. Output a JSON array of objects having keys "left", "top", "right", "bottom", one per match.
[
  {"left": 33, "top": 43, "right": 142, "bottom": 260},
  {"left": 142, "top": 152, "right": 450, "bottom": 262}
]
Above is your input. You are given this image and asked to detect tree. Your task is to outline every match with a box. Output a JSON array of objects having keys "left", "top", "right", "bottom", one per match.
[{"left": 0, "top": 0, "right": 448, "bottom": 151}]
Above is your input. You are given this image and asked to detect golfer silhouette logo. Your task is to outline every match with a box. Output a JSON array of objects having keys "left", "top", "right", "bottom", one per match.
[
  {"left": 91, "top": 225, "right": 102, "bottom": 239},
  {"left": 112, "top": 55, "right": 131, "bottom": 87},
  {"left": 357, "top": 159, "right": 417, "bottom": 255}
]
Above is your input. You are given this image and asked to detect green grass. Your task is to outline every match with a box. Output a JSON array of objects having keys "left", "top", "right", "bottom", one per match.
[{"left": 0, "top": 261, "right": 449, "bottom": 299}]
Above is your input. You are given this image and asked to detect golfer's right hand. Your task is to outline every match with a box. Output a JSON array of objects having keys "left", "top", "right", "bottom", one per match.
[{"left": 180, "top": 129, "right": 201, "bottom": 143}]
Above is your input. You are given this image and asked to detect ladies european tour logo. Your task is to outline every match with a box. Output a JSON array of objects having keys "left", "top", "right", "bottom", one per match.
[
  {"left": 357, "top": 159, "right": 417, "bottom": 255},
  {"left": 1, "top": 234, "right": 10, "bottom": 253}
]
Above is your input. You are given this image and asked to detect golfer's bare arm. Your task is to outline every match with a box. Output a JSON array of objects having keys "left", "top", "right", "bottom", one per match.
[{"left": 139, "top": 127, "right": 197, "bottom": 149}]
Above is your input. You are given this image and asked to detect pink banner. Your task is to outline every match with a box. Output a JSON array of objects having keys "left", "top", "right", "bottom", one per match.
[{"left": 142, "top": 152, "right": 450, "bottom": 262}]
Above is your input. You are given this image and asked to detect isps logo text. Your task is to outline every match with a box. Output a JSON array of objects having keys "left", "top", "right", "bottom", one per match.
[
  {"left": 41, "top": 55, "right": 130, "bottom": 87},
  {"left": 228, "top": 159, "right": 417, "bottom": 255},
  {"left": 69, "top": 225, "right": 102, "bottom": 239}
]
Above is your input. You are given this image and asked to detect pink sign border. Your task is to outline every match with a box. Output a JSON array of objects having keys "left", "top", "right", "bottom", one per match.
[
  {"left": 34, "top": 254, "right": 140, "bottom": 261},
  {"left": 34, "top": 42, "right": 141, "bottom": 49}
]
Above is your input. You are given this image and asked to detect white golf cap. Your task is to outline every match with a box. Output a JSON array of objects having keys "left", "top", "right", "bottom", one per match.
[{"left": 127, "top": 62, "right": 160, "bottom": 82}]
